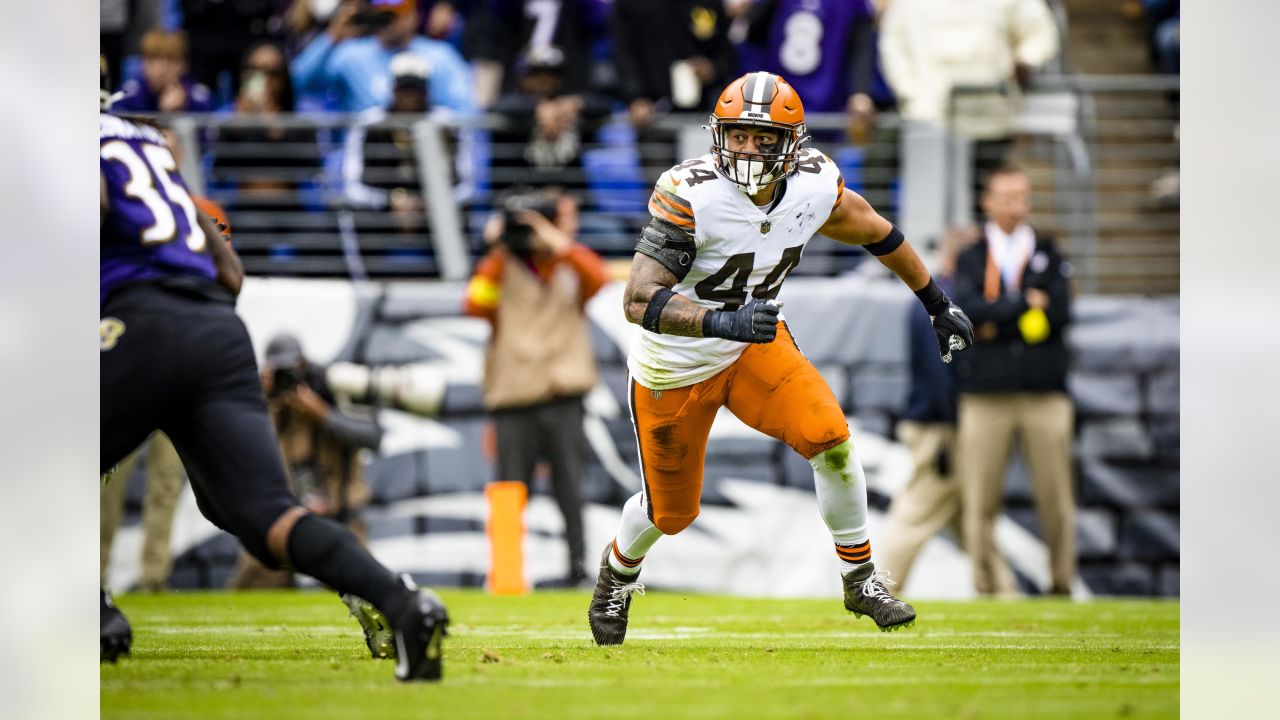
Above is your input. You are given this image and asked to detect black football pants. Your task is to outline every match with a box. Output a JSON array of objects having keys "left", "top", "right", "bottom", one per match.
[{"left": 101, "top": 283, "right": 296, "bottom": 567}]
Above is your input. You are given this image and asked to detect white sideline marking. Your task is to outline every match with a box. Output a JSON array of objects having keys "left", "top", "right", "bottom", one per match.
[
  {"left": 138, "top": 624, "right": 1176, "bottom": 651},
  {"left": 430, "top": 674, "right": 1175, "bottom": 689}
]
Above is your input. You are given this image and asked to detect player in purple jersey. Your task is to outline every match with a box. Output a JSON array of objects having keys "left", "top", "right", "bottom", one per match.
[
  {"left": 745, "top": 0, "right": 881, "bottom": 114},
  {"left": 98, "top": 64, "right": 448, "bottom": 680},
  {"left": 99, "top": 112, "right": 226, "bottom": 304}
]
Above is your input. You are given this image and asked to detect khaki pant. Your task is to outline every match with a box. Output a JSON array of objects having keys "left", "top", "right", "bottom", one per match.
[
  {"left": 958, "top": 392, "right": 1076, "bottom": 595},
  {"left": 100, "top": 432, "right": 185, "bottom": 590},
  {"left": 882, "top": 421, "right": 1015, "bottom": 594}
]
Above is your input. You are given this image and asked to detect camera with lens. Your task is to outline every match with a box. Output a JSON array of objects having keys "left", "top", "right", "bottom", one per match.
[
  {"left": 349, "top": 2, "right": 396, "bottom": 33},
  {"left": 271, "top": 366, "right": 306, "bottom": 397},
  {"left": 499, "top": 188, "right": 558, "bottom": 259}
]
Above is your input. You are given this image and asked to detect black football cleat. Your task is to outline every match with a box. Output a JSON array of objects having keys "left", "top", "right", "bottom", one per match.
[
  {"left": 842, "top": 563, "right": 916, "bottom": 632},
  {"left": 100, "top": 590, "right": 132, "bottom": 663},
  {"left": 390, "top": 575, "right": 448, "bottom": 682},
  {"left": 342, "top": 593, "right": 395, "bottom": 660},
  {"left": 587, "top": 545, "right": 645, "bottom": 646}
]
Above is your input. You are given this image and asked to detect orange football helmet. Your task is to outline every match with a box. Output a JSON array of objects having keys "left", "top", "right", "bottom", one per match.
[{"left": 709, "top": 72, "right": 808, "bottom": 193}]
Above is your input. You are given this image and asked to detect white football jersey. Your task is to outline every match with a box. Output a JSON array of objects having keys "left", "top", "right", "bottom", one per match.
[{"left": 629, "top": 149, "right": 846, "bottom": 390}]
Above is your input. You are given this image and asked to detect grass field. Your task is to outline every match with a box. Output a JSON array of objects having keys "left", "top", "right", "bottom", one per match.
[{"left": 101, "top": 590, "right": 1178, "bottom": 719}]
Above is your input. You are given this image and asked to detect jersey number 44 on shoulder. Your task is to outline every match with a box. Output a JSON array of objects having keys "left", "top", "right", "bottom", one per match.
[
  {"left": 673, "top": 159, "right": 718, "bottom": 187},
  {"left": 694, "top": 245, "right": 803, "bottom": 310}
]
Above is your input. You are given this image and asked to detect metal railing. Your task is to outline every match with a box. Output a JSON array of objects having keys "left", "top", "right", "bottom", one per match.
[
  {"left": 141, "top": 74, "right": 1178, "bottom": 294},
  {"left": 933, "top": 74, "right": 1178, "bottom": 294},
  {"left": 1039, "top": 74, "right": 1179, "bottom": 295},
  {"left": 165, "top": 113, "right": 467, "bottom": 279},
  {"left": 154, "top": 110, "right": 904, "bottom": 281}
]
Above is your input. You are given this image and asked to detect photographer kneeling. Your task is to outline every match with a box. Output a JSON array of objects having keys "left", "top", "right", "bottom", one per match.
[
  {"left": 227, "top": 333, "right": 385, "bottom": 589},
  {"left": 464, "top": 187, "right": 610, "bottom": 587}
]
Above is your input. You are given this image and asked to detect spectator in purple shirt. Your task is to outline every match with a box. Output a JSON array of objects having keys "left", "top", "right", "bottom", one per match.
[{"left": 114, "top": 29, "right": 216, "bottom": 114}]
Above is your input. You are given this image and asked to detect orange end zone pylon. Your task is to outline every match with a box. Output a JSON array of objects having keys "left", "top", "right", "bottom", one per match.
[{"left": 485, "top": 481, "right": 529, "bottom": 595}]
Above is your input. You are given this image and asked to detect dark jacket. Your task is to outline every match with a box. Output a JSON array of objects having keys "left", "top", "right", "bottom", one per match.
[
  {"left": 611, "top": 0, "right": 738, "bottom": 108},
  {"left": 904, "top": 274, "right": 959, "bottom": 423},
  {"left": 467, "top": 0, "right": 608, "bottom": 95},
  {"left": 952, "top": 231, "right": 1072, "bottom": 394}
]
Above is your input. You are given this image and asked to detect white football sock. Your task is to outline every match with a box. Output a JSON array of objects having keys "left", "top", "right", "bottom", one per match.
[
  {"left": 608, "top": 492, "right": 663, "bottom": 576},
  {"left": 810, "top": 439, "right": 873, "bottom": 573}
]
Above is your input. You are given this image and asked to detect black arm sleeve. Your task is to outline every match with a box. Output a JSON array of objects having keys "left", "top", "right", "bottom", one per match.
[
  {"left": 635, "top": 217, "right": 697, "bottom": 281},
  {"left": 863, "top": 225, "right": 905, "bottom": 256}
]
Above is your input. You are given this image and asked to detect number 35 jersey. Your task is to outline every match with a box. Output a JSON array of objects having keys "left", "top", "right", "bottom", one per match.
[
  {"left": 629, "top": 149, "right": 846, "bottom": 390},
  {"left": 100, "top": 112, "right": 213, "bottom": 305}
]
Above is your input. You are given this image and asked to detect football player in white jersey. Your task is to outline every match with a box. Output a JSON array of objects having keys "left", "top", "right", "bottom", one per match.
[{"left": 587, "top": 72, "right": 975, "bottom": 645}]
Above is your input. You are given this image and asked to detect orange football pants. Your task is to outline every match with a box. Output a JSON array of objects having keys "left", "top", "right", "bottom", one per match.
[{"left": 628, "top": 322, "right": 849, "bottom": 534}]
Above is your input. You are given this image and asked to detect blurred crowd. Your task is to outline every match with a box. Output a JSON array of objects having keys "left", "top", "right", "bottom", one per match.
[
  {"left": 99, "top": 0, "right": 1087, "bottom": 273},
  {"left": 101, "top": 1, "right": 1181, "bottom": 223},
  {"left": 99, "top": 0, "right": 1092, "bottom": 135},
  {"left": 103, "top": 0, "right": 888, "bottom": 122}
]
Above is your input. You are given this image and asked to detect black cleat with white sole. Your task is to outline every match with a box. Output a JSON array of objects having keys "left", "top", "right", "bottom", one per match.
[
  {"left": 101, "top": 590, "right": 132, "bottom": 663},
  {"left": 390, "top": 575, "right": 449, "bottom": 681},
  {"left": 842, "top": 563, "right": 916, "bottom": 632},
  {"left": 587, "top": 545, "right": 645, "bottom": 646}
]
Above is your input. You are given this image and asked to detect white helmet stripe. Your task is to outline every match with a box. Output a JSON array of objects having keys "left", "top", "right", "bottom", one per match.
[{"left": 747, "top": 72, "right": 774, "bottom": 107}]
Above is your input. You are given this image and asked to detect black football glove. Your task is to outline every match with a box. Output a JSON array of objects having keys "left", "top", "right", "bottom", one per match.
[
  {"left": 919, "top": 283, "right": 975, "bottom": 364},
  {"left": 702, "top": 299, "right": 780, "bottom": 343}
]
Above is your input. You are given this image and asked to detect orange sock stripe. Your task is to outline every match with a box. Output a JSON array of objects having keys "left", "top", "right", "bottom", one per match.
[
  {"left": 835, "top": 542, "right": 872, "bottom": 562},
  {"left": 612, "top": 540, "right": 643, "bottom": 568}
]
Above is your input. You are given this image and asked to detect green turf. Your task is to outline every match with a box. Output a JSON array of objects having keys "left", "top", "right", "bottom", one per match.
[{"left": 102, "top": 590, "right": 1178, "bottom": 719}]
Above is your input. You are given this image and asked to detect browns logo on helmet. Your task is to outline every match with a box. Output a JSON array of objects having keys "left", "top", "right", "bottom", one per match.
[{"left": 708, "top": 72, "right": 808, "bottom": 194}]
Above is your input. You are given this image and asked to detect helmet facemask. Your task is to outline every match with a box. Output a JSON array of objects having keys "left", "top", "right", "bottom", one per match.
[
  {"left": 710, "top": 119, "right": 806, "bottom": 195},
  {"left": 100, "top": 54, "right": 123, "bottom": 112}
]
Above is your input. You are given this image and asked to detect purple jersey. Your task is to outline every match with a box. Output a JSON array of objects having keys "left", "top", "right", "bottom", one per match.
[
  {"left": 100, "top": 113, "right": 214, "bottom": 304},
  {"left": 112, "top": 77, "right": 216, "bottom": 114},
  {"left": 763, "top": 0, "right": 873, "bottom": 112}
]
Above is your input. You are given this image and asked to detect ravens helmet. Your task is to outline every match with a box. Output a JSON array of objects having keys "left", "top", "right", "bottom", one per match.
[{"left": 708, "top": 72, "right": 808, "bottom": 194}]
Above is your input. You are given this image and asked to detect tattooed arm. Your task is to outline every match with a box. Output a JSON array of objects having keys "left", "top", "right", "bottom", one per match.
[
  {"left": 623, "top": 253, "right": 779, "bottom": 343},
  {"left": 623, "top": 252, "right": 708, "bottom": 337}
]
